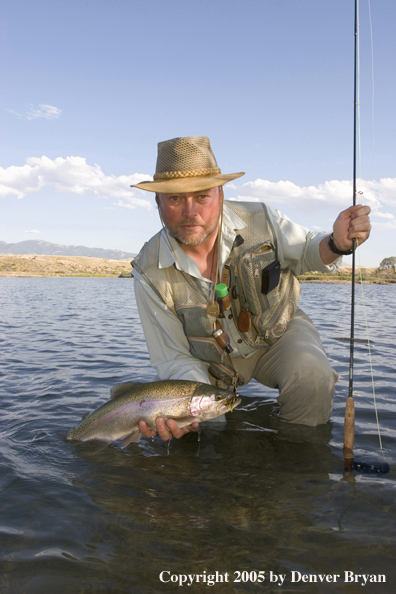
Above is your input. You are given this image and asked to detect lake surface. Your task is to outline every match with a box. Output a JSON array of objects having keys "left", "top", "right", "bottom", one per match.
[{"left": 1, "top": 278, "right": 395, "bottom": 593}]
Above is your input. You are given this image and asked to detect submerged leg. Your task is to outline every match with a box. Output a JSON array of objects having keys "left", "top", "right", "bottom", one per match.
[{"left": 253, "top": 309, "right": 338, "bottom": 426}]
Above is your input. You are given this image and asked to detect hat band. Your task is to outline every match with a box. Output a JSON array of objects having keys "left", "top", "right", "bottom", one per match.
[{"left": 153, "top": 167, "right": 221, "bottom": 180}]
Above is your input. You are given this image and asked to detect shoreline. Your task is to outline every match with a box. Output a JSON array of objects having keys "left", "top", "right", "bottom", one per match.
[
  {"left": 0, "top": 254, "right": 133, "bottom": 278},
  {"left": 0, "top": 255, "right": 394, "bottom": 284},
  {"left": 1, "top": 276, "right": 392, "bottom": 284}
]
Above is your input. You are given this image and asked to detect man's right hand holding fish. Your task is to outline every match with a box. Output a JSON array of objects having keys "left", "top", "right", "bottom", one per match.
[{"left": 139, "top": 417, "right": 200, "bottom": 441}]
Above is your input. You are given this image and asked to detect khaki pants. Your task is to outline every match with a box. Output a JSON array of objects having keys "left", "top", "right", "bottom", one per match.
[{"left": 212, "top": 309, "right": 338, "bottom": 427}]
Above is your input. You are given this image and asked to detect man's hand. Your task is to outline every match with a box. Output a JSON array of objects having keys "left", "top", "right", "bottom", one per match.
[
  {"left": 333, "top": 204, "right": 371, "bottom": 250},
  {"left": 320, "top": 204, "right": 371, "bottom": 265},
  {"left": 139, "top": 418, "right": 200, "bottom": 441}
]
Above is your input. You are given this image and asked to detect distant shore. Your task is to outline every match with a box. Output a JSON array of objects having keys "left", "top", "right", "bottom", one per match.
[
  {"left": 0, "top": 254, "right": 133, "bottom": 278},
  {"left": 0, "top": 255, "right": 395, "bottom": 284},
  {"left": 298, "top": 267, "right": 396, "bottom": 284}
]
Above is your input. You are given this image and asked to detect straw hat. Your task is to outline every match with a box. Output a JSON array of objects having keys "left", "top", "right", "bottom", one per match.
[{"left": 131, "top": 136, "right": 244, "bottom": 193}]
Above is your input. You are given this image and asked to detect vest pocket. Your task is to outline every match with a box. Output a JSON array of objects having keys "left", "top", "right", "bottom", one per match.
[
  {"left": 187, "top": 336, "right": 225, "bottom": 365},
  {"left": 238, "top": 246, "right": 278, "bottom": 317},
  {"left": 176, "top": 305, "right": 214, "bottom": 337}
]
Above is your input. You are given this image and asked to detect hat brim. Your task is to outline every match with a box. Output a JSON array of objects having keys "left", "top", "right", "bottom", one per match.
[{"left": 131, "top": 172, "right": 244, "bottom": 193}]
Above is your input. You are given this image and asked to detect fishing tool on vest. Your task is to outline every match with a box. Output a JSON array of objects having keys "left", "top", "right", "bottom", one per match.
[
  {"left": 215, "top": 283, "right": 232, "bottom": 314},
  {"left": 220, "top": 250, "right": 252, "bottom": 333},
  {"left": 213, "top": 327, "right": 233, "bottom": 354},
  {"left": 343, "top": 0, "right": 389, "bottom": 477},
  {"left": 213, "top": 285, "right": 234, "bottom": 354}
]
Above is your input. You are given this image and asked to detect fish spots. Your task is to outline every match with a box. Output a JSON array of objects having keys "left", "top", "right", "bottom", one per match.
[{"left": 139, "top": 399, "right": 146, "bottom": 407}]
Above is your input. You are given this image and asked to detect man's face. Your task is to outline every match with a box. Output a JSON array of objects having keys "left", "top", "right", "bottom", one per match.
[{"left": 157, "top": 187, "right": 222, "bottom": 246}]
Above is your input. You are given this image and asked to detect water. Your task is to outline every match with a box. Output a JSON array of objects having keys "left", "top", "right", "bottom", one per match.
[{"left": 1, "top": 278, "right": 395, "bottom": 593}]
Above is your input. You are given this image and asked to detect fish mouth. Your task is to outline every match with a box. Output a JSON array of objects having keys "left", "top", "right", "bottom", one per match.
[{"left": 221, "top": 394, "right": 241, "bottom": 413}]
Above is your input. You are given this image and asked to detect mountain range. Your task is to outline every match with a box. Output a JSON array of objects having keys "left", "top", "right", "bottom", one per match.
[{"left": 0, "top": 240, "right": 136, "bottom": 260}]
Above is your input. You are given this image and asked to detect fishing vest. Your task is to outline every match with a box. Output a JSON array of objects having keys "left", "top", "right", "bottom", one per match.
[{"left": 132, "top": 201, "right": 301, "bottom": 387}]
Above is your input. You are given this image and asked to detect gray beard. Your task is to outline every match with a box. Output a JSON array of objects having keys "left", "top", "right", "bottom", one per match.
[
  {"left": 171, "top": 229, "right": 209, "bottom": 246},
  {"left": 159, "top": 208, "right": 218, "bottom": 246}
]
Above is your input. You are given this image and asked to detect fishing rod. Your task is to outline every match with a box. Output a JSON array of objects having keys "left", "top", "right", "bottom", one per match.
[
  {"left": 342, "top": 0, "right": 359, "bottom": 472},
  {"left": 343, "top": 0, "right": 389, "bottom": 475}
]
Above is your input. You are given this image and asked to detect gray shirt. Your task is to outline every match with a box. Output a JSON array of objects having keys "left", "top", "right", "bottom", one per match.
[{"left": 133, "top": 202, "right": 340, "bottom": 383}]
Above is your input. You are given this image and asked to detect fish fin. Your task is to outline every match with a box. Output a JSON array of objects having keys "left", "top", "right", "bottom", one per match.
[
  {"left": 110, "top": 382, "right": 145, "bottom": 399},
  {"left": 91, "top": 439, "right": 111, "bottom": 452},
  {"left": 121, "top": 430, "right": 142, "bottom": 448},
  {"left": 167, "top": 416, "right": 198, "bottom": 428}
]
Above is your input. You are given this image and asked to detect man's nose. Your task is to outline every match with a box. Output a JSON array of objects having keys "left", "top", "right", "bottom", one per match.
[{"left": 182, "top": 197, "right": 197, "bottom": 217}]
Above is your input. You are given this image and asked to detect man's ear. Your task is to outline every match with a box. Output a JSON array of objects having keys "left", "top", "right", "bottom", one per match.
[{"left": 155, "top": 193, "right": 160, "bottom": 208}]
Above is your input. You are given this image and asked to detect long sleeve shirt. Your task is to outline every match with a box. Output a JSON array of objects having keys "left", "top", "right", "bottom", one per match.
[{"left": 133, "top": 202, "right": 340, "bottom": 383}]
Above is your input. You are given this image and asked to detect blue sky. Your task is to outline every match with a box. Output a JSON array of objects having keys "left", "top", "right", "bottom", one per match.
[{"left": 1, "top": 0, "right": 395, "bottom": 266}]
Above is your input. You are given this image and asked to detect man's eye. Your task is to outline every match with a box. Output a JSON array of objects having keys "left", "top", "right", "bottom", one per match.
[{"left": 169, "top": 196, "right": 180, "bottom": 202}]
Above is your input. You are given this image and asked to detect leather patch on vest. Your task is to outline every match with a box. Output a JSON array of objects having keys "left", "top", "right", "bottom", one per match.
[{"left": 238, "top": 309, "right": 251, "bottom": 333}]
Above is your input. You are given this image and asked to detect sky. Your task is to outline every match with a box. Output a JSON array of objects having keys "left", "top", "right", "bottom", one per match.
[{"left": 1, "top": 0, "right": 395, "bottom": 267}]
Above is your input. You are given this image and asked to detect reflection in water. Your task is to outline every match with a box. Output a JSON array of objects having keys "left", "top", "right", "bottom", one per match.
[{"left": 0, "top": 279, "right": 395, "bottom": 593}]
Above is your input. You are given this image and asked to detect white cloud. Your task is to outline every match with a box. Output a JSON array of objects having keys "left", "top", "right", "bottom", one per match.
[
  {"left": 8, "top": 104, "right": 62, "bottom": 120},
  {"left": 7, "top": 109, "right": 24, "bottom": 118},
  {"left": 27, "top": 104, "right": 62, "bottom": 120},
  {"left": 24, "top": 229, "right": 40, "bottom": 234},
  {"left": 2, "top": 156, "right": 395, "bottom": 217},
  {"left": 371, "top": 220, "right": 396, "bottom": 231},
  {"left": 227, "top": 196, "right": 260, "bottom": 203},
  {"left": 114, "top": 200, "right": 142, "bottom": 210},
  {"left": 0, "top": 156, "right": 152, "bottom": 208},
  {"left": 372, "top": 211, "right": 394, "bottom": 219},
  {"left": 227, "top": 177, "right": 396, "bottom": 216}
]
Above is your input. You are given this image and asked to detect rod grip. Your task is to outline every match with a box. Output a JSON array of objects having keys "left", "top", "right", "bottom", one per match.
[{"left": 344, "top": 396, "right": 355, "bottom": 455}]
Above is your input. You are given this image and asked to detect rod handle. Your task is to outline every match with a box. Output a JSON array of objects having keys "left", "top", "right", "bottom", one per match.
[{"left": 344, "top": 396, "right": 355, "bottom": 456}]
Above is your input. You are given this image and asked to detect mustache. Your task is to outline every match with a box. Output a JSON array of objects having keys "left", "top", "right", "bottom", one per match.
[{"left": 177, "top": 218, "right": 205, "bottom": 227}]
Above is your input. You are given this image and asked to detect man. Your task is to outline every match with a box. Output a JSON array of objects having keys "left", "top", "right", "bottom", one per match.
[{"left": 131, "top": 136, "right": 371, "bottom": 441}]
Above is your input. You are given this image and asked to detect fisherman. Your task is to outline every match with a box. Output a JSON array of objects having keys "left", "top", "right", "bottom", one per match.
[{"left": 131, "top": 136, "right": 371, "bottom": 441}]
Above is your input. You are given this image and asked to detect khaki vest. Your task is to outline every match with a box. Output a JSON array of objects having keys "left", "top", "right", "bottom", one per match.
[{"left": 132, "top": 201, "right": 300, "bottom": 386}]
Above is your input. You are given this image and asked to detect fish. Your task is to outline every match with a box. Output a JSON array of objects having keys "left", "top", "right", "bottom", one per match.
[{"left": 66, "top": 380, "right": 241, "bottom": 447}]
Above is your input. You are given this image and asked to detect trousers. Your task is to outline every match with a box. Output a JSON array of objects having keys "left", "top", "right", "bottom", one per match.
[{"left": 211, "top": 309, "right": 338, "bottom": 427}]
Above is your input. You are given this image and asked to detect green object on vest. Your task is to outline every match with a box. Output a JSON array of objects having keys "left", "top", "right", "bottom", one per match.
[{"left": 215, "top": 283, "right": 228, "bottom": 298}]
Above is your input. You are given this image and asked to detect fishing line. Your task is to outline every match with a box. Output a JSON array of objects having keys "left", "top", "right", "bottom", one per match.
[
  {"left": 344, "top": 0, "right": 388, "bottom": 474},
  {"left": 355, "top": 0, "right": 383, "bottom": 454},
  {"left": 356, "top": 245, "right": 383, "bottom": 451},
  {"left": 368, "top": 0, "right": 375, "bottom": 151}
]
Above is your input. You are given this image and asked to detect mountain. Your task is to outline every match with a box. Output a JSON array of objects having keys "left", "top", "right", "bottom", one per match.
[{"left": 0, "top": 240, "right": 136, "bottom": 260}]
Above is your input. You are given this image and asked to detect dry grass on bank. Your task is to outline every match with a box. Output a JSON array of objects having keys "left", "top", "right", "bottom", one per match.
[
  {"left": 298, "top": 266, "right": 396, "bottom": 284},
  {"left": 0, "top": 254, "right": 134, "bottom": 277},
  {"left": 1, "top": 255, "right": 395, "bottom": 283}
]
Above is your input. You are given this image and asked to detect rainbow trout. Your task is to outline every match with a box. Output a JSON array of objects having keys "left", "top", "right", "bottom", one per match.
[{"left": 67, "top": 380, "right": 241, "bottom": 447}]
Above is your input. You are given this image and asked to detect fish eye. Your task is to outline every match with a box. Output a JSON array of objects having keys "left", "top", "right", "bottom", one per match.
[{"left": 215, "top": 394, "right": 223, "bottom": 401}]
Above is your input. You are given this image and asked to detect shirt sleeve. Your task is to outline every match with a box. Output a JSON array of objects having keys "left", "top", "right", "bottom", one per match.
[
  {"left": 133, "top": 273, "right": 211, "bottom": 383},
  {"left": 266, "top": 205, "right": 342, "bottom": 275}
]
